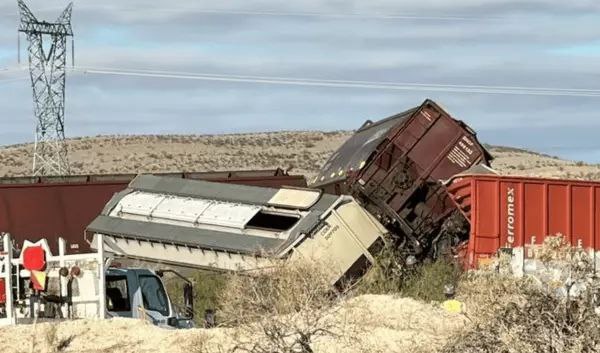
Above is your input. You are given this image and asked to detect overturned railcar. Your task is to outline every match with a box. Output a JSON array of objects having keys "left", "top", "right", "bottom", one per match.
[
  {"left": 312, "top": 99, "right": 492, "bottom": 258},
  {"left": 86, "top": 175, "right": 388, "bottom": 285},
  {"left": 0, "top": 169, "right": 305, "bottom": 255}
]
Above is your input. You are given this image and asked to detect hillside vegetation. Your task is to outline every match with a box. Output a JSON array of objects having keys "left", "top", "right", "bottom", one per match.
[{"left": 0, "top": 132, "right": 599, "bottom": 181}]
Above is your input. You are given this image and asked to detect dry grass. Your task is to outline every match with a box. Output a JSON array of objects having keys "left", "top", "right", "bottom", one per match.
[
  {"left": 217, "top": 260, "right": 356, "bottom": 353},
  {"left": 488, "top": 145, "right": 600, "bottom": 180},
  {"left": 442, "top": 236, "right": 600, "bottom": 353},
  {"left": 0, "top": 132, "right": 597, "bottom": 181},
  {"left": 0, "top": 132, "right": 350, "bottom": 179},
  {"left": 210, "top": 258, "right": 469, "bottom": 353},
  {"left": 444, "top": 275, "right": 600, "bottom": 353},
  {"left": 0, "top": 296, "right": 468, "bottom": 353}
]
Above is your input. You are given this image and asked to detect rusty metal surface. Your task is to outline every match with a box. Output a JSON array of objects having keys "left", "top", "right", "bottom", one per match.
[
  {"left": 314, "top": 99, "right": 491, "bottom": 258},
  {"left": 349, "top": 99, "right": 491, "bottom": 257},
  {"left": 0, "top": 170, "right": 306, "bottom": 254}
]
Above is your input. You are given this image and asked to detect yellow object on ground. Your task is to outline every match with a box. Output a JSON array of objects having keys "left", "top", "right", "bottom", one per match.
[{"left": 441, "top": 299, "right": 464, "bottom": 314}]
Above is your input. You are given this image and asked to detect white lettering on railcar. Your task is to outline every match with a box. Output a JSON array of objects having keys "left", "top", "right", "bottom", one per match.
[
  {"left": 507, "top": 187, "right": 515, "bottom": 244},
  {"left": 420, "top": 110, "right": 432, "bottom": 122},
  {"left": 446, "top": 136, "right": 476, "bottom": 168}
]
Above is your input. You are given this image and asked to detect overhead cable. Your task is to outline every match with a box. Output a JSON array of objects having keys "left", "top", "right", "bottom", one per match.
[{"left": 72, "top": 66, "right": 600, "bottom": 97}]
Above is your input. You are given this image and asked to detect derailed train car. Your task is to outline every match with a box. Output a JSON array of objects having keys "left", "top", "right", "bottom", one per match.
[
  {"left": 447, "top": 173, "right": 600, "bottom": 272},
  {"left": 86, "top": 174, "right": 388, "bottom": 285},
  {"left": 312, "top": 99, "right": 492, "bottom": 259},
  {"left": 0, "top": 169, "right": 305, "bottom": 254}
]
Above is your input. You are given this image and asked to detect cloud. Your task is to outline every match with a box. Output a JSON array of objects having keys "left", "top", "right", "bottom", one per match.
[{"left": 0, "top": 0, "right": 599, "bottom": 161}]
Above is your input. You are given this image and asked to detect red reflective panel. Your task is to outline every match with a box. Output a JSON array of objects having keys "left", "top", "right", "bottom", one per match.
[
  {"left": 23, "top": 246, "right": 46, "bottom": 271},
  {"left": 0, "top": 278, "right": 5, "bottom": 303}
]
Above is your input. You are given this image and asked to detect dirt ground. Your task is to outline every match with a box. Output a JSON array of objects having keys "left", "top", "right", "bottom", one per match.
[
  {"left": 0, "top": 295, "right": 466, "bottom": 353},
  {"left": 0, "top": 132, "right": 599, "bottom": 181}
]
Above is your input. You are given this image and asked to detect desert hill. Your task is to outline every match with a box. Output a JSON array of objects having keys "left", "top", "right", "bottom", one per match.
[{"left": 0, "top": 132, "right": 598, "bottom": 181}]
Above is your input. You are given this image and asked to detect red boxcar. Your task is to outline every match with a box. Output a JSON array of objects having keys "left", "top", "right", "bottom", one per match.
[
  {"left": 0, "top": 169, "right": 306, "bottom": 254},
  {"left": 317, "top": 99, "right": 492, "bottom": 257},
  {"left": 447, "top": 174, "right": 600, "bottom": 269}
]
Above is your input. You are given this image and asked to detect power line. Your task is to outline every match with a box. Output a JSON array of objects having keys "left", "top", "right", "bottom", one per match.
[
  {"left": 0, "top": 66, "right": 26, "bottom": 73},
  {"left": 0, "top": 67, "right": 32, "bottom": 88},
  {"left": 116, "top": 8, "right": 500, "bottom": 21},
  {"left": 0, "top": 6, "right": 499, "bottom": 22},
  {"left": 72, "top": 66, "right": 600, "bottom": 98},
  {"left": 0, "top": 76, "right": 28, "bottom": 84},
  {"left": 76, "top": 65, "right": 600, "bottom": 93}
]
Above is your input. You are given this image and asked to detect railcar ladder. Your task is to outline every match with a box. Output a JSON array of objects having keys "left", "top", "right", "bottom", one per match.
[{"left": 0, "top": 233, "right": 15, "bottom": 325}]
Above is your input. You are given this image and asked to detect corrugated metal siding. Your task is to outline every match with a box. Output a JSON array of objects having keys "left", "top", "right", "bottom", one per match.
[
  {"left": 311, "top": 107, "right": 417, "bottom": 189},
  {"left": 447, "top": 174, "right": 600, "bottom": 268}
]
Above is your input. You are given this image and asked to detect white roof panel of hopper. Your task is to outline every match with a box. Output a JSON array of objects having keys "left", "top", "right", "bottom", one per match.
[
  {"left": 110, "top": 191, "right": 262, "bottom": 230},
  {"left": 267, "top": 188, "right": 321, "bottom": 209},
  {"left": 114, "top": 191, "right": 164, "bottom": 216}
]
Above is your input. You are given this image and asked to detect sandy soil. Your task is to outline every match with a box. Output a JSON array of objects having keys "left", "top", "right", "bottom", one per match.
[
  {"left": 0, "top": 132, "right": 599, "bottom": 181},
  {"left": 0, "top": 295, "right": 466, "bottom": 353}
]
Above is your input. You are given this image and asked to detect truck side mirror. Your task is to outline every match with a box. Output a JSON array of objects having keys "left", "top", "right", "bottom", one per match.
[
  {"left": 204, "top": 309, "right": 216, "bottom": 328},
  {"left": 167, "top": 317, "right": 177, "bottom": 327},
  {"left": 183, "top": 282, "right": 194, "bottom": 319}
]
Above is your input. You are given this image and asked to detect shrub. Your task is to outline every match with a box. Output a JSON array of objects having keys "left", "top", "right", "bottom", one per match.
[
  {"left": 443, "top": 236, "right": 600, "bottom": 353},
  {"left": 354, "top": 244, "right": 405, "bottom": 295},
  {"left": 356, "top": 243, "right": 462, "bottom": 302},
  {"left": 443, "top": 279, "right": 600, "bottom": 353},
  {"left": 163, "top": 270, "right": 228, "bottom": 327},
  {"left": 401, "top": 259, "right": 462, "bottom": 302},
  {"left": 217, "top": 260, "right": 356, "bottom": 353}
]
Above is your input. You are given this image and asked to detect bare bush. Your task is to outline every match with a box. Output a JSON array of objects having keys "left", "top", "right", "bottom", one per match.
[
  {"left": 27, "top": 323, "right": 75, "bottom": 353},
  {"left": 444, "top": 280, "right": 600, "bottom": 353},
  {"left": 218, "top": 260, "right": 358, "bottom": 353},
  {"left": 443, "top": 237, "right": 600, "bottom": 353}
]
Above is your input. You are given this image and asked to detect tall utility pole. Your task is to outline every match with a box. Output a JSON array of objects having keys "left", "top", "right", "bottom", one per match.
[{"left": 18, "top": 0, "right": 73, "bottom": 176}]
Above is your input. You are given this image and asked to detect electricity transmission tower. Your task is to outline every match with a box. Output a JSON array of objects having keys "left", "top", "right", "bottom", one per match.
[{"left": 18, "top": 0, "right": 73, "bottom": 176}]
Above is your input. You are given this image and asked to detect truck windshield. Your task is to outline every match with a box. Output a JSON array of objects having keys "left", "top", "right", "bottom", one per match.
[
  {"left": 106, "top": 275, "right": 131, "bottom": 312},
  {"left": 139, "top": 275, "right": 169, "bottom": 316}
]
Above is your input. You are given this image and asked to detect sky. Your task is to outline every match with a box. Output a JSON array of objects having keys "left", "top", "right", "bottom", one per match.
[{"left": 1, "top": 0, "right": 600, "bottom": 161}]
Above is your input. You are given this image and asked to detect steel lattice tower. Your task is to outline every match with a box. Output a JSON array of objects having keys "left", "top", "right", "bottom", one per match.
[{"left": 18, "top": 0, "right": 73, "bottom": 176}]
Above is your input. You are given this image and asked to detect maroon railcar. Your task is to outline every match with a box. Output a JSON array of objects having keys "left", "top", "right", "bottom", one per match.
[
  {"left": 0, "top": 169, "right": 306, "bottom": 254},
  {"left": 313, "top": 99, "right": 492, "bottom": 257}
]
